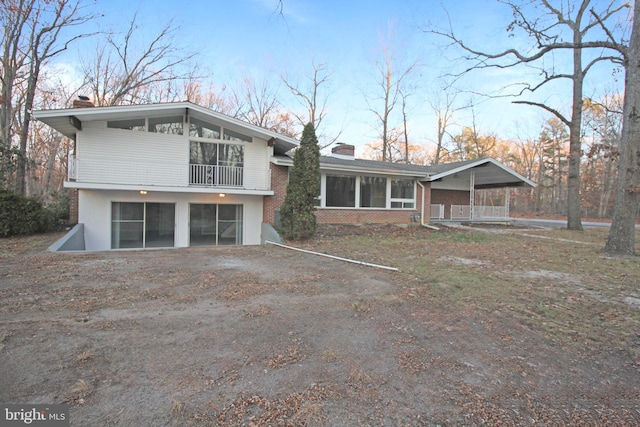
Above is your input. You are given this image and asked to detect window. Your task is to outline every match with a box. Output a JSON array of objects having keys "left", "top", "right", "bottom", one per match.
[
  {"left": 223, "top": 128, "right": 252, "bottom": 143},
  {"left": 107, "top": 116, "right": 183, "bottom": 134},
  {"left": 326, "top": 175, "right": 356, "bottom": 207},
  {"left": 189, "top": 141, "right": 244, "bottom": 186},
  {"left": 390, "top": 179, "right": 415, "bottom": 209},
  {"left": 149, "top": 116, "right": 183, "bottom": 134},
  {"left": 190, "top": 204, "right": 243, "bottom": 246},
  {"left": 107, "top": 118, "right": 145, "bottom": 131},
  {"left": 360, "top": 176, "right": 386, "bottom": 208},
  {"left": 189, "top": 117, "right": 221, "bottom": 139},
  {"left": 111, "top": 202, "right": 175, "bottom": 249}
]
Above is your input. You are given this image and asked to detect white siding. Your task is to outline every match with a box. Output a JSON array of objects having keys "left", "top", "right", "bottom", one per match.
[
  {"left": 243, "top": 137, "right": 270, "bottom": 190},
  {"left": 79, "top": 189, "right": 264, "bottom": 251},
  {"left": 77, "top": 122, "right": 188, "bottom": 187},
  {"left": 76, "top": 121, "right": 271, "bottom": 191}
]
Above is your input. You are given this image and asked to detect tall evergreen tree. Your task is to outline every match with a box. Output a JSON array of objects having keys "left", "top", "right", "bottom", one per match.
[{"left": 279, "top": 122, "right": 320, "bottom": 240}]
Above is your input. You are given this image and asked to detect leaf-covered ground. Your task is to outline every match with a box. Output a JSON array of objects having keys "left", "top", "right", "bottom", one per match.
[{"left": 0, "top": 225, "right": 639, "bottom": 426}]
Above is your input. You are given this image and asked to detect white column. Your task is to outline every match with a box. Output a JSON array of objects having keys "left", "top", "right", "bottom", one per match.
[
  {"left": 469, "top": 171, "right": 475, "bottom": 220},
  {"left": 505, "top": 187, "right": 511, "bottom": 219}
]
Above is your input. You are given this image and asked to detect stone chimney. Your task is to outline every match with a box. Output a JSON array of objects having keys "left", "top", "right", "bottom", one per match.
[
  {"left": 331, "top": 143, "right": 355, "bottom": 160},
  {"left": 72, "top": 95, "right": 94, "bottom": 108}
]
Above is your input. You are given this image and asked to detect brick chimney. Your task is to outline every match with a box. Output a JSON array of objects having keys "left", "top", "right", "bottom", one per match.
[
  {"left": 72, "top": 95, "right": 94, "bottom": 108},
  {"left": 331, "top": 143, "right": 355, "bottom": 160}
]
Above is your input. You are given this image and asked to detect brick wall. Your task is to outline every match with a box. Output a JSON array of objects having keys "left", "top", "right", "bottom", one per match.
[
  {"left": 263, "top": 164, "right": 288, "bottom": 225},
  {"left": 315, "top": 208, "right": 419, "bottom": 224},
  {"left": 430, "top": 189, "right": 470, "bottom": 219},
  {"left": 69, "top": 189, "right": 79, "bottom": 224}
]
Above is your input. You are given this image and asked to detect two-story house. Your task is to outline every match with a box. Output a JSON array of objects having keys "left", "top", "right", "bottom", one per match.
[{"left": 35, "top": 101, "right": 535, "bottom": 251}]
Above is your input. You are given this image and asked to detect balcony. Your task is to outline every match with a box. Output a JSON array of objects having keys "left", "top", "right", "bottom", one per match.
[{"left": 189, "top": 164, "right": 243, "bottom": 187}]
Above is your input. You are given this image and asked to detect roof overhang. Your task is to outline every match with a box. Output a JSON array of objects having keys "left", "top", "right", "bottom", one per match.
[
  {"left": 428, "top": 158, "right": 536, "bottom": 188},
  {"left": 271, "top": 156, "right": 431, "bottom": 179},
  {"left": 34, "top": 101, "right": 298, "bottom": 155}
]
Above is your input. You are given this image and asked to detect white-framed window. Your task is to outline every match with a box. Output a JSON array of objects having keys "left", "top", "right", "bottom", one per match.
[
  {"left": 390, "top": 179, "right": 415, "bottom": 209},
  {"left": 107, "top": 115, "right": 184, "bottom": 134},
  {"left": 321, "top": 174, "right": 416, "bottom": 209}
]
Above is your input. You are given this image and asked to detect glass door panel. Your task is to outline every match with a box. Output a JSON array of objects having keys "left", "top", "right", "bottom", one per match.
[
  {"left": 111, "top": 202, "right": 144, "bottom": 249},
  {"left": 145, "top": 203, "right": 175, "bottom": 248},
  {"left": 190, "top": 204, "right": 217, "bottom": 246}
]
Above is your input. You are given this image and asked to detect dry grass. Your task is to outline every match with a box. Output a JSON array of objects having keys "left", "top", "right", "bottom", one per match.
[
  {"left": 65, "top": 379, "right": 93, "bottom": 404},
  {"left": 170, "top": 399, "right": 186, "bottom": 417},
  {"left": 73, "top": 351, "right": 94, "bottom": 364},
  {"left": 348, "top": 365, "right": 373, "bottom": 384},
  {"left": 320, "top": 349, "right": 338, "bottom": 362},
  {"left": 290, "top": 401, "right": 326, "bottom": 427}
]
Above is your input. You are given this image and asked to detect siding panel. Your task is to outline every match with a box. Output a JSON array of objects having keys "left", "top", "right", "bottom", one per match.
[{"left": 75, "top": 122, "right": 271, "bottom": 190}]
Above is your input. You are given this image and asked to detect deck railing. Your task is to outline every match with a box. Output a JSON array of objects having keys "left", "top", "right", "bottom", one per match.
[
  {"left": 189, "top": 164, "right": 243, "bottom": 187},
  {"left": 436, "top": 204, "right": 509, "bottom": 221},
  {"left": 474, "top": 205, "right": 508, "bottom": 220},
  {"left": 430, "top": 204, "right": 445, "bottom": 220}
]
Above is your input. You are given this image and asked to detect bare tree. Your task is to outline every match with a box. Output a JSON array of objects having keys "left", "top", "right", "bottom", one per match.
[
  {"left": 80, "top": 12, "right": 197, "bottom": 106},
  {"left": 606, "top": 1, "right": 639, "bottom": 256},
  {"left": 282, "top": 61, "right": 330, "bottom": 129},
  {"left": 428, "top": 85, "right": 462, "bottom": 165},
  {"left": 1, "top": 0, "right": 95, "bottom": 194},
  {"left": 429, "top": 0, "right": 629, "bottom": 230},
  {"left": 235, "top": 75, "right": 282, "bottom": 129},
  {"left": 281, "top": 61, "right": 341, "bottom": 147},
  {"left": 365, "top": 25, "right": 417, "bottom": 162}
]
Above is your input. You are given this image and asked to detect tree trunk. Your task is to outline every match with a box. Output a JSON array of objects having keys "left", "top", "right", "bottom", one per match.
[
  {"left": 605, "top": 2, "right": 640, "bottom": 256},
  {"left": 567, "top": 26, "right": 584, "bottom": 230}
]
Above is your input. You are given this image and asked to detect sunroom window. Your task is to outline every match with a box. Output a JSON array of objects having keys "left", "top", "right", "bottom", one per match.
[
  {"left": 107, "top": 118, "right": 146, "bottom": 131},
  {"left": 390, "top": 179, "right": 415, "bottom": 209},
  {"left": 107, "top": 116, "right": 184, "bottom": 134},
  {"left": 149, "top": 115, "right": 183, "bottom": 134},
  {"left": 326, "top": 175, "right": 356, "bottom": 207},
  {"left": 223, "top": 128, "right": 252, "bottom": 143},
  {"left": 360, "top": 176, "right": 387, "bottom": 208},
  {"left": 189, "top": 117, "right": 221, "bottom": 139}
]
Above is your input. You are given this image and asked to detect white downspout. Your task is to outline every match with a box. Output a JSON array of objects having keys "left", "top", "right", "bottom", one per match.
[{"left": 417, "top": 181, "right": 439, "bottom": 230}]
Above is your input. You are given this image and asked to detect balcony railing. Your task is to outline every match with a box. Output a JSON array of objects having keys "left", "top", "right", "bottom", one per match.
[{"left": 189, "top": 164, "right": 243, "bottom": 187}]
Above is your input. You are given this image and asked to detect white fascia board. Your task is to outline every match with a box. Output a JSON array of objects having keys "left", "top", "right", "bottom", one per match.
[
  {"left": 64, "top": 181, "right": 274, "bottom": 196},
  {"left": 428, "top": 158, "right": 537, "bottom": 187},
  {"left": 35, "top": 101, "right": 299, "bottom": 150}
]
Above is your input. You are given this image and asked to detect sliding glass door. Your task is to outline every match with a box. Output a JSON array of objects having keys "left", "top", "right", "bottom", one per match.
[
  {"left": 190, "top": 204, "right": 243, "bottom": 246},
  {"left": 112, "top": 202, "right": 175, "bottom": 249}
]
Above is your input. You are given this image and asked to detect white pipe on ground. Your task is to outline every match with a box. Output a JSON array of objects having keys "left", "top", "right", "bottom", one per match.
[{"left": 265, "top": 240, "right": 399, "bottom": 272}]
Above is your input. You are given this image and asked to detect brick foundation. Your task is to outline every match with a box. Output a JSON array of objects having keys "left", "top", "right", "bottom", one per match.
[{"left": 68, "top": 188, "right": 79, "bottom": 224}]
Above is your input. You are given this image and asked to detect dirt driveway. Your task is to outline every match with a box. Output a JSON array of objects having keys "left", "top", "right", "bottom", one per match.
[{"left": 1, "top": 226, "right": 639, "bottom": 426}]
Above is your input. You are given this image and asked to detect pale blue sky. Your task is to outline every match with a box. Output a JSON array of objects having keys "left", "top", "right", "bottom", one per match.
[{"left": 61, "top": 0, "right": 627, "bottom": 154}]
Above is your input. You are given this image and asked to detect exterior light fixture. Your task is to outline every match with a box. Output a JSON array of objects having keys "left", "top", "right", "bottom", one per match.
[
  {"left": 139, "top": 190, "right": 148, "bottom": 195},
  {"left": 219, "top": 193, "right": 226, "bottom": 197}
]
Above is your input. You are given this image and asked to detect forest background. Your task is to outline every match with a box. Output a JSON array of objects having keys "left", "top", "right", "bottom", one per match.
[{"left": 0, "top": 0, "right": 636, "bottom": 225}]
